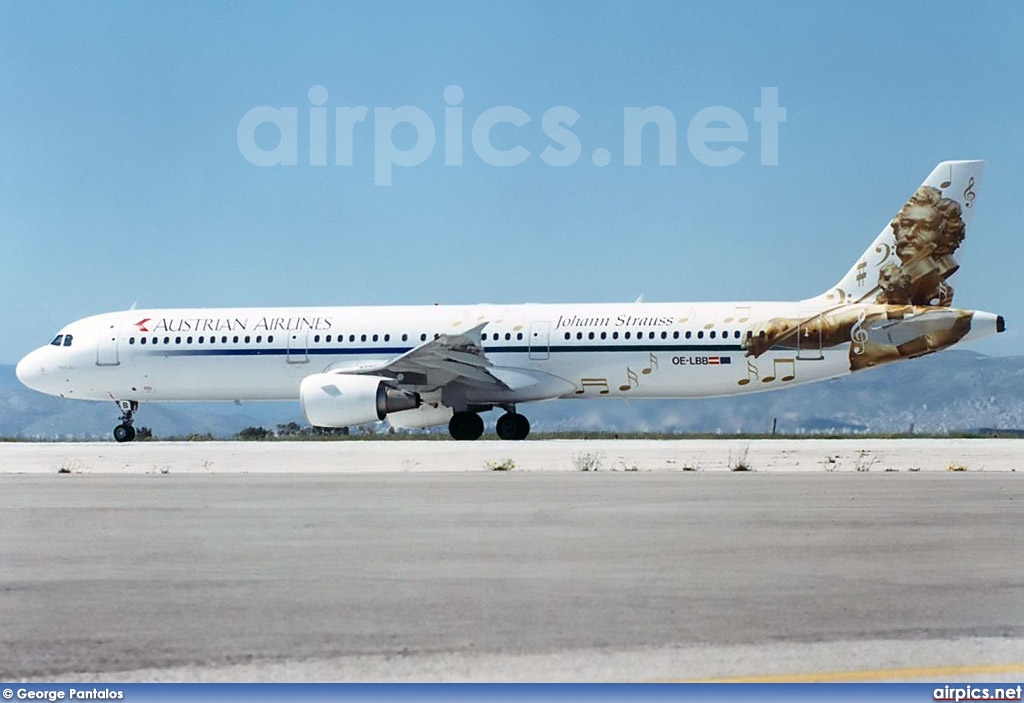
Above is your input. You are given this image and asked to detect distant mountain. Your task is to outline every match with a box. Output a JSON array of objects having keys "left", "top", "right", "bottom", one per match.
[
  {"left": 0, "top": 365, "right": 303, "bottom": 440},
  {"left": 2, "top": 350, "right": 1023, "bottom": 439}
]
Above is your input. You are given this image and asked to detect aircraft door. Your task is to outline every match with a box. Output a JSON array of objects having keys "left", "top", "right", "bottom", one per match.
[
  {"left": 286, "top": 330, "right": 309, "bottom": 364},
  {"left": 529, "top": 321, "right": 550, "bottom": 361},
  {"left": 96, "top": 320, "right": 120, "bottom": 366},
  {"left": 796, "top": 310, "right": 825, "bottom": 361}
]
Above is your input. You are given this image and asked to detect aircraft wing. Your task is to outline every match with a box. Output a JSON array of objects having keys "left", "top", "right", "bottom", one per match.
[
  {"left": 323, "top": 322, "right": 574, "bottom": 399},
  {"left": 384, "top": 322, "right": 504, "bottom": 390}
]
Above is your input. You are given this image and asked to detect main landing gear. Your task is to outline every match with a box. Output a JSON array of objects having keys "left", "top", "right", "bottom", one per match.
[
  {"left": 495, "top": 411, "right": 530, "bottom": 441},
  {"left": 113, "top": 400, "right": 138, "bottom": 443},
  {"left": 447, "top": 409, "right": 531, "bottom": 441},
  {"left": 448, "top": 411, "right": 484, "bottom": 441}
]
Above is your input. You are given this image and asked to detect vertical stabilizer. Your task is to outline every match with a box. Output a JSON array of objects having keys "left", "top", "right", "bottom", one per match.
[{"left": 810, "top": 160, "right": 984, "bottom": 308}]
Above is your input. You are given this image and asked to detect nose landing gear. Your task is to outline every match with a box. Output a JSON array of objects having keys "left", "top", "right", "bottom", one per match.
[{"left": 113, "top": 400, "right": 138, "bottom": 443}]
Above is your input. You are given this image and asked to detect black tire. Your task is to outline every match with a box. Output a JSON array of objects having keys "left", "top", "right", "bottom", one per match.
[
  {"left": 512, "top": 413, "right": 530, "bottom": 440},
  {"left": 449, "top": 411, "right": 484, "bottom": 441},
  {"left": 113, "top": 424, "right": 136, "bottom": 443},
  {"left": 496, "top": 412, "right": 530, "bottom": 440}
]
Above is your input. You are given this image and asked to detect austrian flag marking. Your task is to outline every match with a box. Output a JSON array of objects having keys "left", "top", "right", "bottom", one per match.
[{"left": 134, "top": 318, "right": 151, "bottom": 332}]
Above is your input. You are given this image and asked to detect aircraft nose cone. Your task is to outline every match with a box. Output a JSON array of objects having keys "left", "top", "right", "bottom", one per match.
[{"left": 16, "top": 350, "right": 44, "bottom": 391}]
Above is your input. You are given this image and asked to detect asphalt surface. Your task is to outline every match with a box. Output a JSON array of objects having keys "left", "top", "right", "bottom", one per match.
[{"left": 2, "top": 471, "right": 1023, "bottom": 680}]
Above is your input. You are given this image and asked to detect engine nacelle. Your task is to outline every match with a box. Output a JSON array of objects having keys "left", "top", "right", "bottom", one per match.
[
  {"left": 300, "top": 374, "right": 419, "bottom": 428},
  {"left": 387, "top": 403, "right": 454, "bottom": 429}
]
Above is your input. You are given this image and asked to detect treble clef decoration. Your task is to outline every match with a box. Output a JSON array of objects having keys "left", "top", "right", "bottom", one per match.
[
  {"left": 963, "top": 176, "right": 976, "bottom": 208},
  {"left": 850, "top": 308, "right": 869, "bottom": 355}
]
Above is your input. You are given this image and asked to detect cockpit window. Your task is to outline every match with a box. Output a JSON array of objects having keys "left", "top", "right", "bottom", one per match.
[
  {"left": 63, "top": 335, "right": 73, "bottom": 347},
  {"left": 50, "top": 335, "right": 63, "bottom": 346}
]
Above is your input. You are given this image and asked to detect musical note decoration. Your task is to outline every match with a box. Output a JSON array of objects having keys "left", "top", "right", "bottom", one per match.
[
  {"left": 826, "top": 288, "right": 849, "bottom": 304},
  {"left": 619, "top": 367, "right": 640, "bottom": 392},
  {"left": 762, "top": 358, "right": 796, "bottom": 383},
  {"left": 724, "top": 306, "right": 751, "bottom": 324},
  {"left": 850, "top": 309, "right": 869, "bottom": 355},
  {"left": 855, "top": 261, "right": 868, "bottom": 286},
  {"left": 939, "top": 163, "right": 953, "bottom": 189},
  {"left": 575, "top": 378, "right": 610, "bottom": 395},
  {"left": 641, "top": 353, "right": 659, "bottom": 375},
  {"left": 737, "top": 359, "right": 759, "bottom": 386},
  {"left": 964, "top": 176, "right": 976, "bottom": 208},
  {"left": 875, "top": 243, "right": 892, "bottom": 265}
]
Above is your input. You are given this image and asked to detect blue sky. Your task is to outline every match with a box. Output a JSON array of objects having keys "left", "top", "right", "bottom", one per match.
[{"left": 2, "top": 1, "right": 1022, "bottom": 363}]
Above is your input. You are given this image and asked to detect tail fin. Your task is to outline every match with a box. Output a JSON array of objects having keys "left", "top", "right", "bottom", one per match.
[{"left": 812, "top": 160, "right": 985, "bottom": 308}]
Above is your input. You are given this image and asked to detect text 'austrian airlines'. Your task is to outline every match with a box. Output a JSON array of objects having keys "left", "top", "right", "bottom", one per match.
[{"left": 17, "top": 161, "right": 1004, "bottom": 441}]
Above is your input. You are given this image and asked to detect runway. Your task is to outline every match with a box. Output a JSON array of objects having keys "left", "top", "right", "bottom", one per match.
[
  {"left": 1, "top": 441, "right": 1023, "bottom": 681},
  {"left": 2, "top": 437, "right": 1023, "bottom": 474}
]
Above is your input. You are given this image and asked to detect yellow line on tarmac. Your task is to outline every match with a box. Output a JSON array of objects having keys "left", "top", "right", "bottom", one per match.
[{"left": 674, "top": 662, "right": 1024, "bottom": 683}]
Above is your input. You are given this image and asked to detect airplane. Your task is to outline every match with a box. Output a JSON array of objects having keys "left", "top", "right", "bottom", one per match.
[{"left": 16, "top": 160, "right": 1004, "bottom": 442}]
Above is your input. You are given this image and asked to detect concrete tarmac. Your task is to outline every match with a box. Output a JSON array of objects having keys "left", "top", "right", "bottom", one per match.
[{"left": 2, "top": 461, "right": 1023, "bottom": 681}]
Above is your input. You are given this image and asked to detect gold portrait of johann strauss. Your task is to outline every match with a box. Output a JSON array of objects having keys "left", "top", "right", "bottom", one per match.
[
  {"left": 877, "top": 184, "right": 965, "bottom": 307},
  {"left": 744, "top": 185, "right": 974, "bottom": 370}
]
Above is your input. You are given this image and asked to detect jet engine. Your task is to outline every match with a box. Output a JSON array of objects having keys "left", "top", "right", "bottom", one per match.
[{"left": 299, "top": 374, "right": 419, "bottom": 428}]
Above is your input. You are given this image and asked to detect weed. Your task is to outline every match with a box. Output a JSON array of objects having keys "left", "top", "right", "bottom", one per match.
[
  {"left": 854, "top": 451, "right": 877, "bottom": 473},
  {"left": 730, "top": 444, "right": 752, "bottom": 472},
  {"left": 573, "top": 452, "right": 603, "bottom": 472},
  {"left": 486, "top": 457, "right": 516, "bottom": 472}
]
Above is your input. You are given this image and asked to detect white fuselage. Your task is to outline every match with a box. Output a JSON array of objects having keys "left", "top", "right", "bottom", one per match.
[{"left": 17, "top": 301, "right": 857, "bottom": 404}]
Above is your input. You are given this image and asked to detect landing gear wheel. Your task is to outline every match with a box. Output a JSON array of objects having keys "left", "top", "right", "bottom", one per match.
[
  {"left": 449, "top": 411, "right": 484, "bottom": 441},
  {"left": 113, "top": 423, "right": 136, "bottom": 443},
  {"left": 112, "top": 400, "right": 139, "bottom": 443},
  {"left": 496, "top": 412, "right": 530, "bottom": 440}
]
